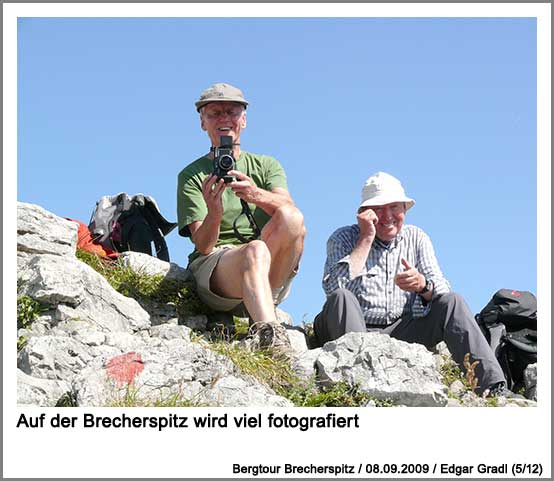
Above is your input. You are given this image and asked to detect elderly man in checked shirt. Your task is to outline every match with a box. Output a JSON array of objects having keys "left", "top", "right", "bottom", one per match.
[{"left": 314, "top": 171, "right": 509, "bottom": 397}]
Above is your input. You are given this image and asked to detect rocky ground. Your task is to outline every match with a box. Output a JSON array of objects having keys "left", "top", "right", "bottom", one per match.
[{"left": 16, "top": 202, "right": 537, "bottom": 408}]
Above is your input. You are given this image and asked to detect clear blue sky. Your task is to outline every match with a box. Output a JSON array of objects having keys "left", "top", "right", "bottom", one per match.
[{"left": 17, "top": 17, "right": 537, "bottom": 324}]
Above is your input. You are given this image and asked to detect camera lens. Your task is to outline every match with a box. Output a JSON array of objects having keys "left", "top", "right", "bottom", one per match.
[{"left": 218, "top": 154, "right": 234, "bottom": 170}]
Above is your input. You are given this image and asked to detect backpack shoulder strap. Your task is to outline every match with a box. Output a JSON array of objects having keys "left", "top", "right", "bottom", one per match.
[
  {"left": 143, "top": 195, "right": 177, "bottom": 236},
  {"left": 141, "top": 202, "right": 171, "bottom": 261}
]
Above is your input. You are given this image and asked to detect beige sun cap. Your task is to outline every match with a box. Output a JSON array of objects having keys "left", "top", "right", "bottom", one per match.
[
  {"left": 195, "top": 82, "right": 249, "bottom": 112},
  {"left": 359, "top": 171, "right": 416, "bottom": 211}
]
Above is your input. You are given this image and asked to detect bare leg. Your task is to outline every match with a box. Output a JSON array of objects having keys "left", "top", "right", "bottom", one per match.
[
  {"left": 209, "top": 240, "right": 277, "bottom": 324},
  {"left": 261, "top": 204, "right": 306, "bottom": 288},
  {"left": 209, "top": 204, "right": 305, "bottom": 325}
]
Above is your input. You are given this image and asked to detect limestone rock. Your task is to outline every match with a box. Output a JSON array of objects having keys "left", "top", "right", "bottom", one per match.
[
  {"left": 18, "top": 335, "right": 121, "bottom": 381},
  {"left": 17, "top": 369, "right": 71, "bottom": 407},
  {"left": 449, "top": 380, "right": 466, "bottom": 397},
  {"left": 139, "top": 299, "right": 179, "bottom": 326},
  {"left": 119, "top": 251, "right": 192, "bottom": 282},
  {"left": 150, "top": 324, "right": 192, "bottom": 341},
  {"left": 198, "top": 376, "right": 293, "bottom": 407},
  {"left": 17, "top": 202, "right": 77, "bottom": 258},
  {"left": 292, "top": 347, "right": 321, "bottom": 382},
  {"left": 297, "top": 332, "right": 449, "bottom": 407},
  {"left": 284, "top": 326, "right": 309, "bottom": 357},
  {"left": 18, "top": 254, "right": 150, "bottom": 333},
  {"left": 73, "top": 338, "right": 291, "bottom": 407},
  {"left": 181, "top": 314, "right": 208, "bottom": 331},
  {"left": 276, "top": 308, "right": 293, "bottom": 326}
]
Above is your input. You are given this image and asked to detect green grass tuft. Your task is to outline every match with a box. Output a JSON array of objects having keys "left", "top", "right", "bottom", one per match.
[
  {"left": 233, "top": 317, "right": 250, "bottom": 336},
  {"left": 17, "top": 296, "right": 48, "bottom": 329},
  {"left": 107, "top": 383, "right": 211, "bottom": 407},
  {"left": 17, "top": 336, "right": 28, "bottom": 352},
  {"left": 287, "top": 380, "right": 375, "bottom": 407},
  {"left": 75, "top": 249, "right": 212, "bottom": 317},
  {"left": 204, "top": 334, "right": 382, "bottom": 407},
  {"left": 209, "top": 340, "right": 299, "bottom": 397},
  {"left": 439, "top": 354, "right": 464, "bottom": 387},
  {"left": 55, "top": 392, "right": 78, "bottom": 407},
  {"left": 16, "top": 280, "right": 49, "bottom": 352}
]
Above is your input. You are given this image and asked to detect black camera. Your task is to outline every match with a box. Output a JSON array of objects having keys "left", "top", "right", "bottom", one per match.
[{"left": 213, "top": 135, "right": 235, "bottom": 183}]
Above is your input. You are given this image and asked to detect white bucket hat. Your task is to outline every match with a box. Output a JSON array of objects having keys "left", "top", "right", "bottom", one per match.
[{"left": 359, "top": 172, "right": 415, "bottom": 211}]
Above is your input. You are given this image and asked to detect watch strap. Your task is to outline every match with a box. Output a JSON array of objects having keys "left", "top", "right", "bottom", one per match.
[{"left": 419, "top": 278, "right": 433, "bottom": 295}]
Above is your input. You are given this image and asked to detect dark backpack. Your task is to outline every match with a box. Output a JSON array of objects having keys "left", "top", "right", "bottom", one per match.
[
  {"left": 88, "top": 193, "right": 177, "bottom": 262},
  {"left": 476, "top": 289, "right": 537, "bottom": 391}
]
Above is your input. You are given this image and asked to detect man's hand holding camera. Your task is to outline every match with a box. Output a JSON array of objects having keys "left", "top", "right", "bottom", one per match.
[
  {"left": 211, "top": 134, "right": 261, "bottom": 205},
  {"left": 227, "top": 170, "right": 262, "bottom": 204},
  {"left": 201, "top": 174, "right": 225, "bottom": 219},
  {"left": 204, "top": 169, "right": 261, "bottom": 206}
]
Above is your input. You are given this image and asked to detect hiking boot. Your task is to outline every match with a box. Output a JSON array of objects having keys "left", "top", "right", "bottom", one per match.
[
  {"left": 250, "top": 321, "right": 292, "bottom": 359},
  {"left": 485, "top": 382, "right": 522, "bottom": 399}
]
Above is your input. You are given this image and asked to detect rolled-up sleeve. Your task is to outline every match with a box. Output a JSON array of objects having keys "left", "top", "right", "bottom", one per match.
[{"left": 322, "top": 227, "right": 367, "bottom": 296}]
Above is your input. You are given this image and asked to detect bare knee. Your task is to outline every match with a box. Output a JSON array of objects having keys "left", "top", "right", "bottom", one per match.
[
  {"left": 241, "top": 240, "right": 271, "bottom": 274},
  {"left": 272, "top": 204, "right": 306, "bottom": 240}
]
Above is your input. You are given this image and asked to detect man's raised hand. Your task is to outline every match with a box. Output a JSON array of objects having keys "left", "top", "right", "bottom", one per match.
[
  {"left": 357, "top": 207, "right": 378, "bottom": 241},
  {"left": 202, "top": 174, "right": 225, "bottom": 218},
  {"left": 395, "top": 258, "right": 426, "bottom": 292},
  {"left": 228, "top": 170, "right": 261, "bottom": 203}
]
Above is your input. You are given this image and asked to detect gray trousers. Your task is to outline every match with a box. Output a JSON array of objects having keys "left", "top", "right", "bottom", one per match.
[{"left": 314, "top": 288, "right": 506, "bottom": 394}]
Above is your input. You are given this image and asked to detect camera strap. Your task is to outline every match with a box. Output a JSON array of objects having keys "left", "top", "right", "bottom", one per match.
[{"left": 233, "top": 199, "right": 261, "bottom": 243}]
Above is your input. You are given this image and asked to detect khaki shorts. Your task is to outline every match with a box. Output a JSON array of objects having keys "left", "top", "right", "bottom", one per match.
[{"left": 188, "top": 245, "right": 297, "bottom": 313}]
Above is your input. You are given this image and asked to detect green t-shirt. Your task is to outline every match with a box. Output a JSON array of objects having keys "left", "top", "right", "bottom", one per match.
[{"left": 177, "top": 151, "right": 288, "bottom": 264}]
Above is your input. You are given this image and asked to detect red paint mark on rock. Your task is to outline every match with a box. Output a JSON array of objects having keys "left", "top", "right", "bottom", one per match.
[{"left": 106, "top": 352, "right": 144, "bottom": 385}]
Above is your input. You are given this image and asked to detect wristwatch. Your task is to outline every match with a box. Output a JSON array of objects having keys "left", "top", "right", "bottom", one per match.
[{"left": 418, "top": 278, "right": 434, "bottom": 295}]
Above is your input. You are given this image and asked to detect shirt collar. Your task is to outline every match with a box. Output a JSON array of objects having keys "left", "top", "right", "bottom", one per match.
[
  {"left": 353, "top": 225, "right": 405, "bottom": 249},
  {"left": 374, "top": 227, "right": 405, "bottom": 249}
]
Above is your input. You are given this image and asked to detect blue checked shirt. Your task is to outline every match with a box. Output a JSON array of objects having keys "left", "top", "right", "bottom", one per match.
[{"left": 322, "top": 224, "right": 451, "bottom": 326}]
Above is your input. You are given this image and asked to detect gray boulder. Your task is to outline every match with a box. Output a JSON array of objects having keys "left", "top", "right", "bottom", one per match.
[
  {"left": 295, "top": 332, "right": 448, "bottom": 407},
  {"left": 17, "top": 369, "right": 71, "bottom": 407},
  {"left": 17, "top": 202, "right": 77, "bottom": 259},
  {"left": 150, "top": 324, "right": 192, "bottom": 341},
  {"left": 285, "top": 326, "right": 309, "bottom": 358},
  {"left": 293, "top": 347, "right": 321, "bottom": 382},
  {"left": 18, "top": 254, "right": 150, "bottom": 333},
  {"left": 72, "top": 337, "right": 292, "bottom": 407},
  {"left": 181, "top": 314, "right": 209, "bottom": 331},
  {"left": 276, "top": 308, "right": 293, "bottom": 326},
  {"left": 18, "top": 335, "right": 121, "bottom": 381},
  {"left": 119, "top": 251, "right": 192, "bottom": 282}
]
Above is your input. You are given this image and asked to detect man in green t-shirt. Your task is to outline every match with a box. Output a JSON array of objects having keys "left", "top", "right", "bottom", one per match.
[{"left": 177, "top": 83, "right": 306, "bottom": 355}]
